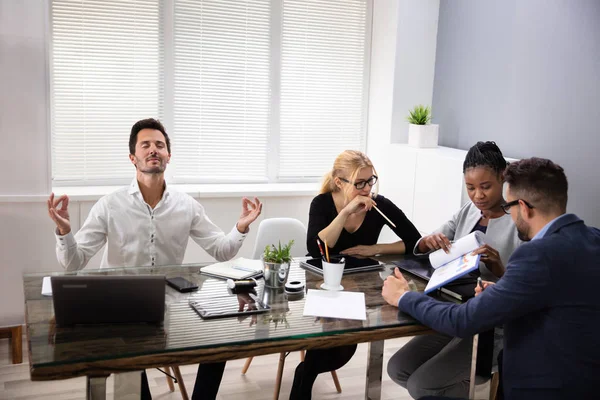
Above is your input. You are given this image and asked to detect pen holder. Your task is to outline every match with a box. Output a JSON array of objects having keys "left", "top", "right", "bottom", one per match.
[
  {"left": 322, "top": 257, "right": 345, "bottom": 291},
  {"left": 262, "top": 259, "right": 291, "bottom": 289}
]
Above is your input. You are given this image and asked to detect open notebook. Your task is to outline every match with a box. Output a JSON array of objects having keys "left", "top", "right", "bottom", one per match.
[
  {"left": 424, "top": 231, "right": 485, "bottom": 294},
  {"left": 200, "top": 257, "right": 264, "bottom": 280}
]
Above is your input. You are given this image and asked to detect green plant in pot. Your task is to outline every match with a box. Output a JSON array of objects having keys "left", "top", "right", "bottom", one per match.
[
  {"left": 406, "top": 104, "right": 438, "bottom": 148},
  {"left": 262, "top": 240, "right": 294, "bottom": 289}
]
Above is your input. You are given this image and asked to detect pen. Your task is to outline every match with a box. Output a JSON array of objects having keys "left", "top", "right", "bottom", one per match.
[
  {"left": 477, "top": 277, "right": 484, "bottom": 290},
  {"left": 316, "top": 239, "right": 326, "bottom": 261},
  {"left": 372, "top": 205, "right": 397, "bottom": 228}
]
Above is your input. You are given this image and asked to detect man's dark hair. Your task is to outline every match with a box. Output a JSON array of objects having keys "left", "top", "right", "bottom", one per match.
[
  {"left": 463, "top": 141, "right": 508, "bottom": 175},
  {"left": 504, "top": 157, "right": 568, "bottom": 214},
  {"left": 129, "top": 118, "right": 171, "bottom": 155}
]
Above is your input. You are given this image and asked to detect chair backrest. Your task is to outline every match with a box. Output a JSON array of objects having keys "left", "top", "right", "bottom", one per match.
[{"left": 251, "top": 218, "right": 308, "bottom": 259}]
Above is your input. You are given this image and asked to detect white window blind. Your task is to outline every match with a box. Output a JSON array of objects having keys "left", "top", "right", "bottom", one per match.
[
  {"left": 50, "top": 0, "right": 370, "bottom": 185},
  {"left": 279, "top": 0, "right": 369, "bottom": 179},
  {"left": 51, "top": 0, "right": 163, "bottom": 183},
  {"left": 172, "top": 0, "right": 271, "bottom": 183}
]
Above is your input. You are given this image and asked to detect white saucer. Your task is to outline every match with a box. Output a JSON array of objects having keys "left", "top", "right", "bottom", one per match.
[{"left": 320, "top": 282, "right": 344, "bottom": 291}]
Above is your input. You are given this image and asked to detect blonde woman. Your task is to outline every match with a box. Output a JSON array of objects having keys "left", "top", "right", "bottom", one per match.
[
  {"left": 290, "top": 150, "right": 421, "bottom": 400},
  {"left": 306, "top": 150, "right": 421, "bottom": 259}
]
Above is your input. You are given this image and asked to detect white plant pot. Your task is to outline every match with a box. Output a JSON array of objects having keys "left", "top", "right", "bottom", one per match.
[{"left": 408, "top": 123, "right": 439, "bottom": 148}]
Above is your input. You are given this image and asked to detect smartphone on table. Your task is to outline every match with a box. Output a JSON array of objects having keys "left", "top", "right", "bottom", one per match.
[{"left": 166, "top": 277, "right": 198, "bottom": 293}]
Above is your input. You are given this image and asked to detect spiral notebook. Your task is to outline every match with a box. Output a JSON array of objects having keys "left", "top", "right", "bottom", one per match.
[{"left": 200, "top": 257, "right": 263, "bottom": 280}]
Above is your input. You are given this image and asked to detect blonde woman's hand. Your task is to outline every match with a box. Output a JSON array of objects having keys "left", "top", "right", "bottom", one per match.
[
  {"left": 341, "top": 245, "right": 379, "bottom": 257},
  {"left": 343, "top": 195, "right": 376, "bottom": 215}
]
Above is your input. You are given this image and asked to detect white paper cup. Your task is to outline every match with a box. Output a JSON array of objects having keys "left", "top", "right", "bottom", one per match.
[{"left": 322, "top": 259, "right": 345, "bottom": 290}]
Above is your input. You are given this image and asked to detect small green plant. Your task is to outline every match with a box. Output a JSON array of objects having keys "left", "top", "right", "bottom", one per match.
[
  {"left": 406, "top": 104, "right": 432, "bottom": 125},
  {"left": 263, "top": 240, "right": 294, "bottom": 263}
]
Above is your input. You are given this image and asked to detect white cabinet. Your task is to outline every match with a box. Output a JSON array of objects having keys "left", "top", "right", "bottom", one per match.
[
  {"left": 377, "top": 144, "right": 469, "bottom": 235},
  {"left": 376, "top": 144, "right": 517, "bottom": 237}
]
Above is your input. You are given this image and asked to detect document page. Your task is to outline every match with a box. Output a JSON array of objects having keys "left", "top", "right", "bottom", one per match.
[
  {"left": 303, "top": 289, "right": 366, "bottom": 321},
  {"left": 429, "top": 231, "right": 485, "bottom": 268},
  {"left": 425, "top": 253, "right": 480, "bottom": 294}
]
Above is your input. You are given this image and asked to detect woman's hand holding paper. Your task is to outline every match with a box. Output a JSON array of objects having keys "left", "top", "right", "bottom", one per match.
[{"left": 471, "top": 244, "right": 505, "bottom": 277}]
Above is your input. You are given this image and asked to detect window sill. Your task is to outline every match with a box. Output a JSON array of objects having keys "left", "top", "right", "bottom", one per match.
[{"left": 0, "top": 182, "right": 320, "bottom": 203}]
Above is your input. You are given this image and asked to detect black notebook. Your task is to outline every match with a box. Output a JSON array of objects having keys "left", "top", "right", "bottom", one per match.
[{"left": 299, "top": 255, "right": 384, "bottom": 275}]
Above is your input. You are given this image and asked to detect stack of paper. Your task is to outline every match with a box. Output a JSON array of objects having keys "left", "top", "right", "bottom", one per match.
[
  {"left": 303, "top": 289, "right": 366, "bottom": 321},
  {"left": 200, "top": 257, "right": 264, "bottom": 280}
]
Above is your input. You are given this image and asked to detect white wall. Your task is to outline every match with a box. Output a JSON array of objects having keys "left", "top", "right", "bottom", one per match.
[
  {"left": 0, "top": 0, "right": 442, "bottom": 326},
  {"left": 367, "top": 0, "right": 440, "bottom": 241},
  {"left": 0, "top": 0, "right": 50, "bottom": 195}
]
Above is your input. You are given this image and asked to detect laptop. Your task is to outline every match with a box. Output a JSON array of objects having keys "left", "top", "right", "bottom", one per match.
[
  {"left": 299, "top": 255, "right": 384, "bottom": 275},
  {"left": 51, "top": 275, "right": 166, "bottom": 327},
  {"left": 393, "top": 257, "right": 477, "bottom": 301}
]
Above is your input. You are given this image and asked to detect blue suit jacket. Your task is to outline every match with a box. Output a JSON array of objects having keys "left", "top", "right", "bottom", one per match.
[{"left": 399, "top": 214, "right": 600, "bottom": 400}]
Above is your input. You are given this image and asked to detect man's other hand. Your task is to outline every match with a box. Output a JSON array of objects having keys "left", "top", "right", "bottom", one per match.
[
  {"left": 236, "top": 197, "right": 263, "bottom": 233},
  {"left": 48, "top": 193, "right": 71, "bottom": 235},
  {"left": 382, "top": 267, "right": 410, "bottom": 307}
]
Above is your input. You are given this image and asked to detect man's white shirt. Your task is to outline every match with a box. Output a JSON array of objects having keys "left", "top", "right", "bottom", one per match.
[{"left": 55, "top": 179, "right": 247, "bottom": 271}]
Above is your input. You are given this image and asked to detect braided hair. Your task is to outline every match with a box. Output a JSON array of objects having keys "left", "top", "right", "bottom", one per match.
[{"left": 462, "top": 141, "right": 507, "bottom": 175}]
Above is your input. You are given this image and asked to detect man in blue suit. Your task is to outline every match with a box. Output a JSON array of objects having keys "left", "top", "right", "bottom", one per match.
[{"left": 382, "top": 157, "right": 600, "bottom": 400}]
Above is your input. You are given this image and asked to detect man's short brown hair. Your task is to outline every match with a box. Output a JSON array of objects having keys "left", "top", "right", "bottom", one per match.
[{"left": 504, "top": 157, "right": 568, "bottom": 214}]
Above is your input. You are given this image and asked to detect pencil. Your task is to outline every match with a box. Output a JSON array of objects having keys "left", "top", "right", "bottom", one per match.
[
  {"left": 373, "top": 205, "right": 397, "bottom": 228},
  {"left": 324, "top": 239, "right": 330, "bottom": 263}
]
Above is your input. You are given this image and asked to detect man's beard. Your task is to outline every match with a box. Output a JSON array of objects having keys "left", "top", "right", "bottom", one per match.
[
  {"left": 136, "top": 156, "right": 166, "bottom": 174},
  {"left": 516, "top": 211, "right": 530, "bottom": 242}
]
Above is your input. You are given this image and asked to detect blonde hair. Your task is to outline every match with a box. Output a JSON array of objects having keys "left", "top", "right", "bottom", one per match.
[{"left": 319, "top": 150, "right": 379, "bottom": 197}]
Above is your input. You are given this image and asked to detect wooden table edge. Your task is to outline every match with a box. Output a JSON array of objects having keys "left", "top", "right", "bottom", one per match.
[{"left": 30, "top": 324, "right": 434, "bottom": 381}]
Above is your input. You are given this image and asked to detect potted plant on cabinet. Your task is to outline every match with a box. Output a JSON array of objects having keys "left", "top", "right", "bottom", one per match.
[
  {"left": 407, "top": 104, "right": 439, "bottom": 148},
  {"left": 262, "top": 240, "right": 294, "bottom": 289}
]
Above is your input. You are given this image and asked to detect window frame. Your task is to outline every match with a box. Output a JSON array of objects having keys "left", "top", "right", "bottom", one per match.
[{"left": 48, "top": 0, "right": 373, "bottom": 187}]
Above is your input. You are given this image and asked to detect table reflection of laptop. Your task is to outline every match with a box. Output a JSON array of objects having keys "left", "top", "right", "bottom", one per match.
[
  {"left": 300, "top": 255, "right": 384, "bottom": 275},
  {"left": 393, "top": 257, "right": 477, "bottom": 301},
  {"left": 51, "top": 275, "right": 166, "bottom": 327}
]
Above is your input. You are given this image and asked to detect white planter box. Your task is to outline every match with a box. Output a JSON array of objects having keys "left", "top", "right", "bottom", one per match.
[{"left": 408, "top": 123, "right": 439, "bottom": 148}]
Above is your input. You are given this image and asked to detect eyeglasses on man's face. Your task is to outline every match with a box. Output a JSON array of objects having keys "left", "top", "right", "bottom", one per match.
[
  {"left": 339, "top": 175, "right": 378, "bottom": 190},
  {"left": 501, "top": 199, "right": 534, "bottom": 214}
]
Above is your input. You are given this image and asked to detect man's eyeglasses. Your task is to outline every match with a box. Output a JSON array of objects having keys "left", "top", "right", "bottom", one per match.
[
  {"left": 339, "top": 175, "right": 378, "bottom": 190},
  {"left": 501, "top": 199, "right": 534, "bottom": 214}
]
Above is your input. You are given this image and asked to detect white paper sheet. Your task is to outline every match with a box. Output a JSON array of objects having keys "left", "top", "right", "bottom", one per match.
[
  {"left": 303, "top": 289, "right": 366, "bottom": 321},
  {"left": 429, "top": 231, "right": 486, "bottom": 269},
  {"left": 42, "top": 276, "right": 53, "bottom": 296}
]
